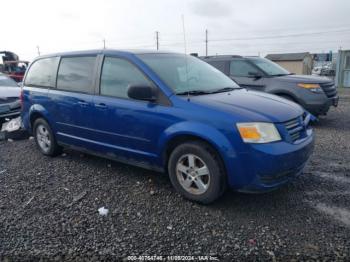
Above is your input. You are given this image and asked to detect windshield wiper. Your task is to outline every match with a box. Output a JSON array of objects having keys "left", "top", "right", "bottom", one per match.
[
  {"left": 270, "top": 73, "right": 294, "bottom": 77},
  {"left": 209, "top": 87, "right": 242, "bottom": 94},
  {"left": 176, "top": 90, "right": 212, "bottom": 96}
]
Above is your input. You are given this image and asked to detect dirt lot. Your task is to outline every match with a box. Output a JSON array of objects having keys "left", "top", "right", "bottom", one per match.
[{"left": 1, "top": 89, "right": 350, "bottom": 261}]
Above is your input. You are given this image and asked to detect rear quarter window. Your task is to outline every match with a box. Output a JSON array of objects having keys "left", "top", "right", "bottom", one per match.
[
  {"left": 208, "top": 61, "right": 226, "bottom": 73},
  {"left": 24, "top": 57, "right": 59, "bottom": 87}
]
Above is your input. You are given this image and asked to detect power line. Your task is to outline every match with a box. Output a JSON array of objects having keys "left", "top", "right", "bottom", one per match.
[
  {"left": 159, "top": 28, "right": 350, "bottom": 48},
  {"left": 26, "top": 26, "right": 350, "bottom": 60},
  {"left": 210, "top": 28, "right": 350, "bottom": 42}
]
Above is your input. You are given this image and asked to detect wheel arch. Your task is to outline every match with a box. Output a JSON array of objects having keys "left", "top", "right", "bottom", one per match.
[
  {"left": 163, "top": 134, "right": 224, "bottom": 169},
  {"left": 159, "top": 122, "right": 237, "bottom": 179},
  {"left": 270, "top": 90, "right": 299, "bottom": 103},
  {"left": 28, "top": 104, "right": 54, "bottom": 132}
]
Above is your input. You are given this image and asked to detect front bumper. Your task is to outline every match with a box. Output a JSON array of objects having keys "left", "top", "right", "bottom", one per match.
[
  {"left": 304, "top": 95, "right": 339, "bottom": 116},
  {"left": 229, "top": 129, "right": 314, "bottom": 193},
  {"left": 0, "top": 102, "right": 21, "bottom": 121},
  {"left": 0, "top": 110, "right": 21, "bottom": 120}
]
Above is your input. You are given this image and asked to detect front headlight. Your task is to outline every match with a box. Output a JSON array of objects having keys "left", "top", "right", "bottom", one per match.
[
  {"left": 297, "top": 83, "right": 322, "bottom": 93},
  {"left": 236, "top": 122, "right": 281, "bottom": 143}
]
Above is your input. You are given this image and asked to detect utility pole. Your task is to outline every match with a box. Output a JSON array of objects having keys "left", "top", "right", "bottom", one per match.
[
  {"left": 156, "top": 31, "right": 159, "bottom": 50},
  {"left": 205, "top": 29, "right": 208, "bottom": 56},
  {"left": 36, "top": 46, "right": 41, "bottom": 56},
  {"left": 103, "top": 38, "right": 106, "bottom": 49}
]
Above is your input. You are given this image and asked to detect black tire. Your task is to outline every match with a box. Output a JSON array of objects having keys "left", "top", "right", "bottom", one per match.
[
  {"left": 168, "top": 141, "right": 226, "bottom": 204},
  {"left": 6, "top": 129, "right": 29, "bottom": 140},
  {"left": 33, "top": 118, "right": 62, "bottom": 156}
]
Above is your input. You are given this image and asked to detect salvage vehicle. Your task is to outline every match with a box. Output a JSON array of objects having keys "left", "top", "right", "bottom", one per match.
[
  {"left": 0, "top": 51, "right": 29, "bottom": 82},
  {"left": 21, "top": 50, "right": 314, "bottom": 204},
  {"left": 0, "top": 73, "right": 21, "bottom": 124},
  {"left": 202, "top": 55, "right": 339, "bottom": 116}
]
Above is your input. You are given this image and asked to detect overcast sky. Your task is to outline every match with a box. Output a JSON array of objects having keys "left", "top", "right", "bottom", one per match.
[{"left": 2, "top": 0, "right": 350, "bottom": 61}]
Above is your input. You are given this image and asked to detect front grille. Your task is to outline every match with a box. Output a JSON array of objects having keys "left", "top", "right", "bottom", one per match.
[
  {"left": 0, "top": 99, "right": 20, "bottom": 117},
  {"left": 284, "top": 116, "right": 305, "bottom": 142},
  {"left": 320, "top": 82, "right": 337, "bottom": 98}
]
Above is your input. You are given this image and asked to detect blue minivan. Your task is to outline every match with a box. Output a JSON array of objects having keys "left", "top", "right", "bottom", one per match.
[{"left": 21, "top": 50, "right": 314, "bottom": 204}]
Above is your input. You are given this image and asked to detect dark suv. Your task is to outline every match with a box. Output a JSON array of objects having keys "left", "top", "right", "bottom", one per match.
[{"left": 201, "top": 55, "right": 339, "bottom": 116}]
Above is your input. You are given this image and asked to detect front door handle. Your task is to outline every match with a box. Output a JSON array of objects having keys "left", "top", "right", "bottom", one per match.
[
  {"left": 77, "top": 100, "right": 88, "bottom": 106},
  {"left": 95, "top": 103, "right": 107, "bottom": 109}
]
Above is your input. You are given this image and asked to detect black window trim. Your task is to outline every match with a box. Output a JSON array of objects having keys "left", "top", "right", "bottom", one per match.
[
  {"left": 96, "top": 54, "right": 172, "bottom": 106},
  {"left": 55, "top": 55, "right": 99, "bottom": 95},
  {"left": 24, "top": 56, "right": 60, "bottom": 89}
]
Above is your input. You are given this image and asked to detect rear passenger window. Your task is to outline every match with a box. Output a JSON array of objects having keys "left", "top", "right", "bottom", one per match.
[
  {"left": 25, "top": 57, "right": 59, "bottom": 87},
  {"left": 100, "top": 57, "right": 152, "bottom": 99},
  {"left": 57, "top": 56, "right": 96, "bottom": 94}
]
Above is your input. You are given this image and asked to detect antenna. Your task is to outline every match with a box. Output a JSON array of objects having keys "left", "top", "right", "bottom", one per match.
[
  {"left": 205, "top": 29, "right": 208, "bottom": 56},
  {"left": 182, "top": 15, "right": 187, "bottom": 54},
  {"left": 181, "top": 15, "right": 190, "bottom": 101},
  {"left": 156, "top": 31, "right": 159, "bottom": 50}
]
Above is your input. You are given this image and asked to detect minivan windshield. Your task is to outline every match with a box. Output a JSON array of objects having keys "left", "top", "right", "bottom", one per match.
[
  {"left": 0, "top": 74, "right": 18, "bottom": 87},
  {"left": 248, "top": 57, "right": 291, "bottom": 76},
  {"left": 138, "top": 53, "right": 241, "bottom": 95}
]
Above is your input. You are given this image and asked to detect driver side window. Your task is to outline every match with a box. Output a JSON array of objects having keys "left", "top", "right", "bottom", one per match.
[
  {"left": 230, "top": 60, "right": 260, "bottom": 77},
  {"left": 100, "top": 57, "right": 153, "bottom": 99}
]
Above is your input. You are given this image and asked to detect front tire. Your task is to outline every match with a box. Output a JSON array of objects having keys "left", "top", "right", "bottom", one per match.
[
  {"left": 168, "top": 141, "right": 226, "bottom": 204},
  {"left": 33, "top": 118, "right": 62, "bottom": 156}
]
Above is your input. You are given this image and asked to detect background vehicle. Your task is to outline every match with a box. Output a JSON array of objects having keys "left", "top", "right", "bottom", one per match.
[
  {"left": 202, "top": 55, "right": 339, "bottom": 116},
  {"left": 0, "top": 51, "right": 29, "bottom": 82},
  {"left": 0, "top": 73, "right": 21, "bottom": 124},
  {"left": 22, "top": 50, "right": 314, "bottom": 204}
]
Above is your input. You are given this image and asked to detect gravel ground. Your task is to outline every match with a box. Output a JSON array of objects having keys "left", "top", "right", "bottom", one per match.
[{"left": 1, "top": 89, "right": 350, "bottom": 261}]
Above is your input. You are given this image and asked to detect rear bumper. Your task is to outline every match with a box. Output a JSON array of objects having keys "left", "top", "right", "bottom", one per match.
[{"left": 228, "top": 129, "right": 314, "bottom": 192}]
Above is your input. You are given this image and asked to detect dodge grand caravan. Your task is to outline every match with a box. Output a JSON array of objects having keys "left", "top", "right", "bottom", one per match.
[{"left": 22, "top": 50, "right": 314, "bottom": 204}]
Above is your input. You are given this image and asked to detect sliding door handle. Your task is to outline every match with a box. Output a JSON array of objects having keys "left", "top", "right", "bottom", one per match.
[{"left": 95, "top": 103, "right": 107, "bottom": 109}]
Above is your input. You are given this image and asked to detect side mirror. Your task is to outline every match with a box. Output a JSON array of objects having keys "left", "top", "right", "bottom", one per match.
[
  {"left": 127, "top": 84, "right": 157, "bottom": 102},
  {"left": 248, "top": 72, "right": 263, "bottom": 79}
]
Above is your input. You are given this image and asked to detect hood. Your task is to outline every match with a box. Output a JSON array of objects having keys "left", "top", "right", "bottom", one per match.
[
  {"left": 274, "top": 74, "right": 332, "bottom": 84},
  {"left": 0, "top": 86, "right": 21, "bottom": 99},
  {"left": 189, "top": 89, "right": 304, "bottom": 123}
]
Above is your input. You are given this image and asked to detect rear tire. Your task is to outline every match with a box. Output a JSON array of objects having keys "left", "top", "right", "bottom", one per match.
[
  {"left": 33, "top": 118, "right": 62, "bottom": 156},
  {"left": 168, "top": 141, "right": 226, "bottom": 204}
]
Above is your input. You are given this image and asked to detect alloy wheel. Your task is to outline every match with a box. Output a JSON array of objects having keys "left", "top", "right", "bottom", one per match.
[
  {"left": 176, "top": 154, "right": 211, "bottom": 195},
  {"left": 36, "top": 124, "right": 51, "bottom": 153}
]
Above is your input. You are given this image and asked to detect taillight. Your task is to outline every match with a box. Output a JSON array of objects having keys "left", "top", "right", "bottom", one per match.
[{"left": 20, "top": 89, "right": 24, "bottom": 110}]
